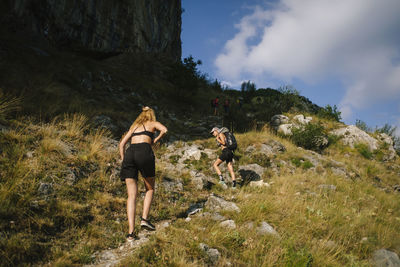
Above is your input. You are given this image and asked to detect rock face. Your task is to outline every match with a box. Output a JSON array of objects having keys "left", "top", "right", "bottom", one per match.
[
  {"left": 331, "top": 125, "right": 378, "bottom": 151},
  {"left": 5, "top": 0, "right": 182, "bottom": 59}
]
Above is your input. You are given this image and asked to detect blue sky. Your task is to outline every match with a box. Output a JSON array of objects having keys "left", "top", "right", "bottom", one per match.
[{"left": 181, "top": 0, "right": 400, "bottom": 134}]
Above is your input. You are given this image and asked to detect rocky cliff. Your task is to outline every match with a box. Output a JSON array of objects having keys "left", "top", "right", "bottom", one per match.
[{"left": 1, "top": 0, "right": 181, "bottom": 59}]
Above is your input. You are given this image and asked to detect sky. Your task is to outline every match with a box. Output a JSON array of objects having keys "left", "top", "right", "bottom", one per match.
[{"left": 181, "top": 0, "right": 400, "bottom": 135}]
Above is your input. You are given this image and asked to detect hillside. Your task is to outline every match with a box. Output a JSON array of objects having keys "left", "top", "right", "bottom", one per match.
[
  {"left": 1, "top": 3, "right": 400, "bottom": 266},
  {"left": 1, "top": 100, "right": 399, "bottom": 266}
]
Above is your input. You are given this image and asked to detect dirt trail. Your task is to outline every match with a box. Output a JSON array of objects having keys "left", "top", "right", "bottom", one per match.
[{"left": 86, "top": 220, "right": 171, "bottom": 267}]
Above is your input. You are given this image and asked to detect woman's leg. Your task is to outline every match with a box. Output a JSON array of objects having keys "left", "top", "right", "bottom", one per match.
[
  {"left": 125, "top": 178, "right": 138, "bottom": 234},
  {"left": 213, "top": 159, "right": 223, "bottom": 175},
  {"left": 227, "top": 162, "right": 236, "bottom": 182},
  {"left": 142, "top": 177, "right": 155, "bottom": 220}
]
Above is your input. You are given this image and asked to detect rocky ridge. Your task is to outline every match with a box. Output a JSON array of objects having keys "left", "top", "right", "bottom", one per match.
[{"left": 3, "top": 0, "right": 182, "bottom": 59}]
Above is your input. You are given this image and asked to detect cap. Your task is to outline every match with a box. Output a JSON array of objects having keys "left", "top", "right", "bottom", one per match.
[{"left": 210, "top": 127, "right": 220, "bottom": 134}]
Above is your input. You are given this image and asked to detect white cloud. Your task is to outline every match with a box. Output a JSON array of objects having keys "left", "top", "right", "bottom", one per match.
[{"left": 215, "top": 0, "right": 400, "bottom": 119}]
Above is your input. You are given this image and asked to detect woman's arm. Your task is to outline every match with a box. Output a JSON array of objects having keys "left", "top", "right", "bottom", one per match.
[
  {"left": 153, "top": 121, "right": 168, "bottom": 144},
  {"left": 216, "top": 133, "right": 226, "bottom": 146},
  {"left": 119, "top": 129, "right": 133, "bottom": 160}
]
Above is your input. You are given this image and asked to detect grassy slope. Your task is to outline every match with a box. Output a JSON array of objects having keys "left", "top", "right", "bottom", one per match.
[
  {"left": 121, "top": 130, "right": 400, "bottom": 267},
  {"left": 1, "top": 110, "right": 399, "bottom": 266},
  {"left": 1, "top": 29, "right": 399, "bottom": 267}
]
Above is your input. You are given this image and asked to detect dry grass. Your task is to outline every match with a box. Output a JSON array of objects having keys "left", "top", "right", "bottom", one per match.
[{"left": 1, "top": 114, "right": 399, "bottom": 266}]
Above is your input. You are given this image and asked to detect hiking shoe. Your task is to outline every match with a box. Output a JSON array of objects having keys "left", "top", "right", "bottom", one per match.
[
  {"left": 140, "top": 217, "right": 156, "bottom": 231},
  {"left": 126, "top": 232, "right": 138, "bottom": 242},
  {"left": 219, "top": 180, "right": 226, "bottom": 185}
]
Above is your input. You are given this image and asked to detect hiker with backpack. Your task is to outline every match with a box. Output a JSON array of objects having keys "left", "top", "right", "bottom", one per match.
[
  {"left": 119, "top": 106, "right": 168, "bottom": 241},
  {"left": 213, "top": 96, "right": 219, "bottom": 116},
  {"left": 210, "top": 127, "right": 237, "bottom": 188}
]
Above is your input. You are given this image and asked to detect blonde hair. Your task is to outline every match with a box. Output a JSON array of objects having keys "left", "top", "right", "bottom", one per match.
[
  {"left": 129, "top": 106, "right": 156, "bottom": 131},
  {"left": 120, "top": 106, "right": 156, "bottom": 142}
]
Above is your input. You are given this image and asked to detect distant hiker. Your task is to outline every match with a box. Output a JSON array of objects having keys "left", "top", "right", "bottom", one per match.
[
  {"left": 210, "top": 98, "right": 215, "bottom": 112},
  {"left": 119, "top": 106, "right": 168, "bottom": 241},
  {"left": 236, "top": 98, "right": 242, "bottom": 109},
  {"left": 213, "top": 96, "right": 219, "bottom": 115},
  {"left": 210, "top": 127, "right": 237, "bottom": 188},
  {"left": 223, "top": 99, "right": 229, "bottom": 114}
]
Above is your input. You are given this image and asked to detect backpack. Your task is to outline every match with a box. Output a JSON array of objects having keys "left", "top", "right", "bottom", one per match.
[{"left": 223, "top": 131, "right": 237, "bottom": 150}]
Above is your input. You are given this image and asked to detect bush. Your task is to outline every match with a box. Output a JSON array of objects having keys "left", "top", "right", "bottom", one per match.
[
  {"left": 355, "top": 143, "right": 373, "bottom": 159},
  {"left": 318, "top": 104, "right": 342, "bottom": 122},
  {"left": 291, "top": 123, "right": 327, "bottom": 151}
]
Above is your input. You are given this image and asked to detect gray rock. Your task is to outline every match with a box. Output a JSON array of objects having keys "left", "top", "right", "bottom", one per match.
[
  {"left": 200, "top": 212, "right": 227, "bottom": 221},
  {"left": 244, "top": 221, "right": 254, "bottom": 229},
  {"left": 26, "top": 151, "right": 34, "bottom": 158},
  {"left": 293, "top": 114, "right": 312, "bottom": 124},
  {"left": 373, "top": 249, "right": 400, "bottom": 267},
  {"left": 190, "top": 171, "right": 216, "bottom": 190},
  {"left": 182, "top": 145, "right": 202, "bottom": 161},
  {"left": 278, "top": 124, "right": 293, "bottom": 136},
  {"left": 257, "top": 221, "right": 279, "bottom": 237},
  {"left": 270, "top": 115, "right": 289, "bottom": 128},
  {"left": 187, "top": 202, "right": 205, "bottom": 216},
  {"left": 239, "top": 164, "right": 265, "bottom": 184},
  {"left": 263, "top": 139, "right": 286, "bottom": 153},
  {"left": 98, "top": 250, "right": 117, "bottom": 261},
  {"left": 161, "top": 177, "right": 183, "bottom": 192},
  {"left": 331, "top": 167, "right": 347, "bottom": 178},
  {"left": 9, "top": 1, "right": 182, "bottom": 59},
  {"left": 38, "top": 182, "right": 53, "bottom": 196},
  {"left": 220, "top": 220, "right": 236, "bottom": 229},
  {"left": 199, "top": 243, "right": 220, "bottom": 264},
  {"left": 205, "top": 195, "right": 240, "bottom": 213},
  {"left": 331, "top": 125, "right": 378, "bottom": 151},
  {"left": 249, "top": 180, "right": 270, "bottom": 188},
  {"left": 65, "top": 169, "right": 77, "bottom": 185},
  {"left": 318, "top": 184, "right": 336, "bottom": 191}
]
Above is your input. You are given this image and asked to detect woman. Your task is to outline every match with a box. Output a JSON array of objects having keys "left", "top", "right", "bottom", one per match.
[{"left": 119, "top": 106, "right": 167, "bottom": 241}]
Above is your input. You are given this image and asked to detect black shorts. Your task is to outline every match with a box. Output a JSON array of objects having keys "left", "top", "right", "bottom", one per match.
[
  {"left": 219, "top": 148, "right": 234, "bottom": 163},
  {"left": 120, "top": 143, "right": 155, "bottom": 181}
]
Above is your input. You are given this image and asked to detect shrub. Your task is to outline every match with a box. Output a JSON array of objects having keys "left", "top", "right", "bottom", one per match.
[
  {"left": 291, "top": 123, "right": 327, "bottom": 151},
  {"left": 317, "top": 104, "right": 342, "bottom": 122},
  {"left": 355, "top": 143, "right": 373, "bottom": 159}
]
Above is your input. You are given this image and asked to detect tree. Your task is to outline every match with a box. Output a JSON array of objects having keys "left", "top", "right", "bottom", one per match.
[{"left": 241, "top": 80, "right": 256, "bottom": 101}]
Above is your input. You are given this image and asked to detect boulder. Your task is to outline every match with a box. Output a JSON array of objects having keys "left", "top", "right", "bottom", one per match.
[
  {"left": 199, "top": 243, "right": 220, "bottom": 264},
  {"left": 220, "top": 220, "right": 236, "bottom": 229},
  {"left": 293, "top": 114, "right": 312, "bottom": 124},
  {"left": 256, "top": 221, "right": 279, "bottom": 237},
  {"left": 38, "top": 182, "right": 53, "bottom": 196},
  {"left": 245, "top": 144, "right": 273, "bottom": 156},
  {"left": 205, "top": 195, "right": 240, "bottom": 213},
  {"left": 190, "top": 171, "right": 216, "bottom": 190},
  {"left": 270, "top": 115, "right": 289, "bottom": 128},
  {"left": 160, "top": 177, "right": 183, "bottom": 192},
  {"left": 263, "top": 139, "right": 286, "bottom": 153},
  {"left": 249, "top": 180, "right": 270, "bottom": 188},
  {"left": 182, "top": 145, "right": 202, "bottom": 161},
  {"left": 318, "top": 184, "right": 336, "bottom": 191},
  {"left": 278, "top": 124, "right": 293, "bottom": 136},
  {"left": 372, "top": 249, "right": 400, "bottom": 267},
  {"left": 200, "top": 212, "right": 227, "bottom": 221},
  {"left": 331, "top": 125, "right": 378, "bottom": 151},
  {"left": 187, "top": 202, "right": 204, "bottom": 216},
  {"left": 238, "top": 164, "right": 265, "bottom": 184}
]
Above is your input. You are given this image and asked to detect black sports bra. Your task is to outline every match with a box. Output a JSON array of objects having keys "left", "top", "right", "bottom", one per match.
[{"left": 131, "top": 124, "right": 154, "bottom": 140}]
